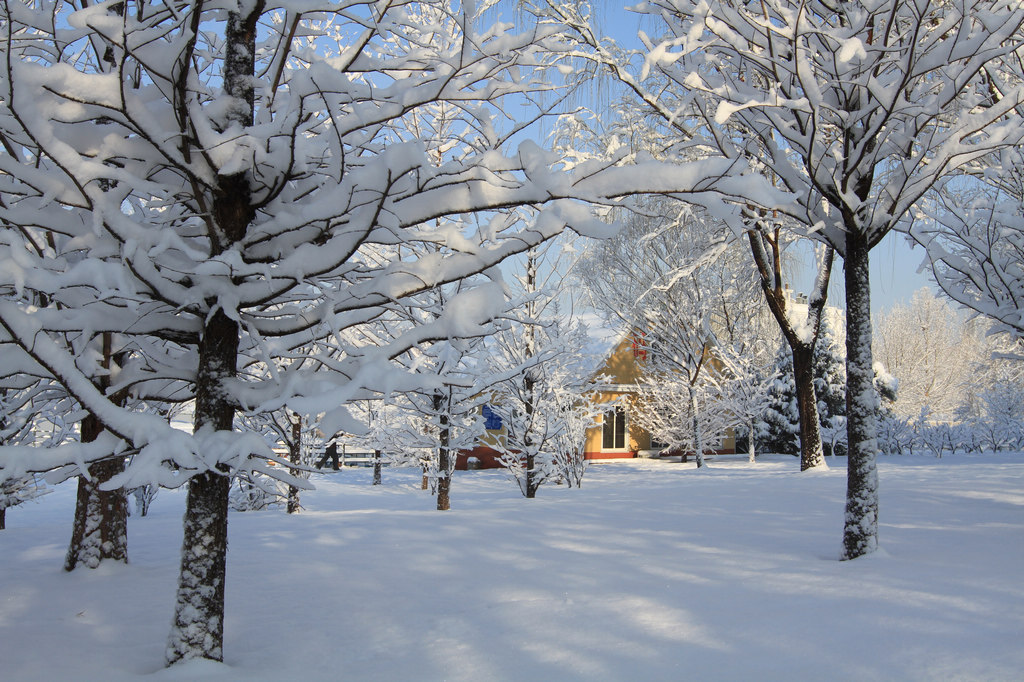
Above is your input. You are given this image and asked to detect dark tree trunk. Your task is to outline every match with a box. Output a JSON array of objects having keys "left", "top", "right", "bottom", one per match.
[
  {"left": 66, "top": 331, "right": 129, "bottom": 571},
  {"left": 747, "top": 227, "right": 831, "bottom": 471},
  {"left": 0, "top": 507, "right": 6, "bottom": 530},
  {"left": 166, "top": 309, "right": 239, "bottom": 664},
  {"left": 165, "top": 2, "right": 259, "bottom": 664},
  {"left": 287, "top": 415, "right": 301, "bottom": 514},
  {"left": 524, "top": 372, "right": 539, "bottom": 497},
  {"left": 436, "top": 466, "right": 450, "bottom": 509},
  {"left": 793, "top": 344, "right": 826, "bottom": 471},
  {"left": 166, "top": 470, "right": 230, "bottom": 663},
  {"left": 65, "top": 414, "right": 128, "bottom": 571},
  {"left": 373, "top": 450, "right": 382, "bottom": 485},
  {"left": 435, "top": 394, "right": 451, "bottom": 511},
  {"left": 841, "top": 234, "right": 880, "bottom": 560},
  {"left": 525, "top": 452, "right": 537, "bottom": 496}
]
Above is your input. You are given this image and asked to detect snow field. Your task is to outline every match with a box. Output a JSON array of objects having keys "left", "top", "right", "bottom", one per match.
[{"left": 1, "top": 454, "right": 1022, "bottom": 681}]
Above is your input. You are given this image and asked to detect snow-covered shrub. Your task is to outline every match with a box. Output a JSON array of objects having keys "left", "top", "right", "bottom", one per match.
[
  {"left": 978, "top": 378, "right": 1024, "bottom": 452},
  {"left": 229, "top": 473, "right": 286, "bottom": 513},
  {"left": 877, "top": 414, "right": 914, "bottom": 455},
  {"left": 947, "top": 423, "right": 978, "bottom": 456},
  {"left": 131, "top": 485, "right": 158, "bottom": 517},
  {"left": 919, "top": 422, "right": 956, "bottom": 458},
  {"left": 821, "top": 416, "right": 848, "bottom": 458}
]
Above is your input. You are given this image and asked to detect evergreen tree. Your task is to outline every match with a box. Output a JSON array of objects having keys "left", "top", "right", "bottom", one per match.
[
  {"left": 758, "top": 347, "right": 800, "bottom": 455},
  {"left": 813, "top": 313, "right": 849, "bottom": 455},
  {"left": 759, "top": 311, "right": 847, "bottom": 455}
]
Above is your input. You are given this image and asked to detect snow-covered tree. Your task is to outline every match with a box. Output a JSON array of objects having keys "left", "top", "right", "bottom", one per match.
[
  {"left": 815, "top": 313, "right": 850, "bottom": 443},
  {"left": 547, "top": 382, "right": 601, "bottom": 488},
  {"left": 346, "top": 400, "right": 401, "bottom": 486},
  {"left": 916, "top": 146, "right": 1024, "bottom": 343},
  {"left": 131, "top": 480, "right": 158, "bottom": 517},
  {"left": 0, "top": 372, "right": 62, "bottom": 530},
  {"left": 239, "top": 408, "right": 315, "bottom": 514},
  {"left": 958, "top": 341, "right": 1024, "bottom": 451},
  {"left": 631, "top": 370, "right": 731, "bottom": 462},
  {"left": 399, "top": 340, "right": 489, "bottom": 511},
  {"left": 710, "top": 345, "right": 778, "bottom": 463},
  {"left": 0, "top": 473, "right": 48, "bottom": 530},
  {"left": 0, "top": 352, "right": 120, "bottom": 565},
  {"left": 0, "top": 0, "right": 138, "bottom": 569},
  {"left": 378, "top": 270, "right": 505, "bottom": 509},
  {"left": 874, "top": 288, "right": 980, "bottom": 422},
  {"left": 491, "top": 245, "right": 599, "bottom": 496},
  {"left": 977, "top": 378, "right": 1024, "bottom": 451},
  {"left": 550, "top": 1, "right": 839, "bottom": 472},
  {"left": 0, "top": 1, "right": 771, "bottom": 664},
  {"left": 570, "top": 0, "right": 1024, "bottom": 559},
  {"left": 757, "top": 350, "right": 801, "bottom": 456},
  {"left": 876, "top": 412, "right": 915, "bottom": 456}
]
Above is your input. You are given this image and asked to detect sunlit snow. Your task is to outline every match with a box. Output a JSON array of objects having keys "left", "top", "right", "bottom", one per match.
[{"left": 1, "top": 454, "right": 1021, "bottom": 681}]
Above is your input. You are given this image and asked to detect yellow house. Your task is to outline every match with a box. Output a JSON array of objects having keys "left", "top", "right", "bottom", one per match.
[{"left": 583, "top": 332, "right": 736, "bottom": 460}]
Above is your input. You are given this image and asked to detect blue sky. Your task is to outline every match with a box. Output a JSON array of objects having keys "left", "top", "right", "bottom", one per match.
[
  {"left": 863, "top": 232, "right": 936, "bottom": 314},
  {"left": 788, "top": 232, "right": 936, "bottom": 316}
]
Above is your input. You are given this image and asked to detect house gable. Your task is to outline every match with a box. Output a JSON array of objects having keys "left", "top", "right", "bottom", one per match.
[
  {"left": 583, "top": 333, "right": 651, "bottom": 459},
  {"left": 583, "top": 331, "right": 736, "bottom": 460}
]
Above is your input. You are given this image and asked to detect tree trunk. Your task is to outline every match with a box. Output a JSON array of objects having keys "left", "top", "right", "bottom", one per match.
[
  {"left": 525, "top": 452, "right": 537, "bottom": 498},
  {"left": 166, "top": 309, "right": 239, "bottom": 665},
  {"left": 436, "top": 467, "right": 451, "bottom": 510},
  {"left": 524, "top": 372, "right": 540, "bottom": 493},
  {"left": 748, "top": 417, "right": 756, "bottom": 464},
  {"left": 841, "top": 235, "right": 880, "bottom": 560},
  {"left": 287, "top": 415, "right": 301, "bottom": 514},
  {"left": 373, "top": 450, "right": 382, "bottom": 486},
  {"left": 66, "top": 331, "right": 129, "bottom": 571},
  {"left": 689, "top": 384, "right": 705, "bottom": 468},
  {"left": 436, "top": 395, "right": 451, "bottom": 511},
  {"left": 747, "top": 228, "right": 833, "bottom": 472},
  {"left": 64, "top": 413, "right": 128, "bottom": 571},
  {"left": 793, "top": 344, "right": 827, "bottom": 471},
  {"left": 0, "top": 507, "right": 6, "bottom": 530},
  {"left": 166, "top": 2, "right": 259, "bottom": 662},
  {"left": 166, "top": 470, "right": 230, "bottom": 664},
  {"left": 524, "top": 253, "right": 539, "bottom": 498}
]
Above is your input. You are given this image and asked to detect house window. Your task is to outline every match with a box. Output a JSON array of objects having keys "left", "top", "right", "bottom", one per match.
[
  {"left": 482, "top": 404, "right": 503, "bottom": 431},
  {"left": 602, "top": 406, "right": 627, "bottom": 450}
]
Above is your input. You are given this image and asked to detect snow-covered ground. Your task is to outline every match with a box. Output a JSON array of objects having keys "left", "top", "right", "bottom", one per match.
[{"left": 2, "top": 454, "right": 1022, "bottom": 681}]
